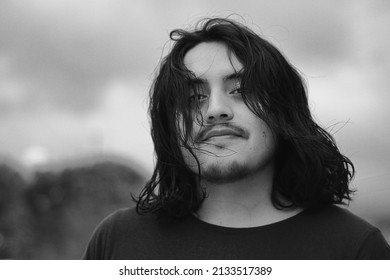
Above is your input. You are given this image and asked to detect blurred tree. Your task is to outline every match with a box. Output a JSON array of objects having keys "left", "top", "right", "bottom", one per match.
[
  {"left": 0, "top": 164, "right": 30, "bottom": 259},
  {"left": 23, "top": 161, "right": 146, "bottom": 259}
]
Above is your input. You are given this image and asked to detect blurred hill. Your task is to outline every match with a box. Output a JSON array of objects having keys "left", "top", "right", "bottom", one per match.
[{"left": 0, "top": 157, "right": 146, "bottom": 259}]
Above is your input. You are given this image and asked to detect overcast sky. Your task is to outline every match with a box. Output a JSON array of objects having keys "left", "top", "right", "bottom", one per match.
[{"left": 1, "top": 0, "right": 390, "bottom": 200}]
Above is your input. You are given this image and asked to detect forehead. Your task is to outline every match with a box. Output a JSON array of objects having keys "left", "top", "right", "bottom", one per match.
[{"left": 183, "top": 42, "right": 243, "bottom": 79}]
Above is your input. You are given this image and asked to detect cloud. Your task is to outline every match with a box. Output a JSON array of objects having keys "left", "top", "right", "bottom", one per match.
[
  {"left": 0, "top": 0, "right": 159, "bottom": 114},
  {"left": 0, "top": 0, "right": 368, "bottom": 114},
  {"left": 0, "top": 78, "right": 153, "bottom": 171}
]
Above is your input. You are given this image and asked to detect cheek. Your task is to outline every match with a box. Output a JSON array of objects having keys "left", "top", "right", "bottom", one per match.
[
  {"left": 178, "top": 111, "right": 204, "bottom": 141},
  {"left": 251, "top": 123, "right": 276, "bottom": 152},
  {"left": 263, "top": 127, "right": 276, "bottom": 146},
  {"left": 180, "top": 146, "right": 200, "bottom": 172},
  {"left": 189, "top": 120, "right": 203, "bottom": 141},
  {"left": 263, "top": 131, "right": 277, "bottom": 158}
]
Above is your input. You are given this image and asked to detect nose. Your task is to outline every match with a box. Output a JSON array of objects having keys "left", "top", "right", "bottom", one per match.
[{"left": 204, "top": 90, "right": 233, "bottom": 123}]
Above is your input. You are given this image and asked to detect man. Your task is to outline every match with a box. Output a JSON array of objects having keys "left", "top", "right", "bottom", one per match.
[{"left": 84, "top": 17, "right": 390, "bottom": 259}]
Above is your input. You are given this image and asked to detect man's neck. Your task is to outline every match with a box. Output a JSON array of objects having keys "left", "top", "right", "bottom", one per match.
[{"left": 194, "top": 164, "right": 302, "bottom": 228}]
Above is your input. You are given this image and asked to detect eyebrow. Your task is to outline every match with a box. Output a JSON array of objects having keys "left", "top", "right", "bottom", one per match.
[
  {"left": 223, "top": 72, "right": 243, "bottom": 82},
  {"left": 187, "top": 71, "right": 243, "bottom": 85}
]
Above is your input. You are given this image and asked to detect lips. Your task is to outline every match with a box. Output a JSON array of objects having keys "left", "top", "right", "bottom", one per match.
[{"left": 196, "top": 124, "right": 247, "bottom": 143}]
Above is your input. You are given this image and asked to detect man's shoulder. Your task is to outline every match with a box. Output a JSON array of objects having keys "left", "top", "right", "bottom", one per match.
[
  {"left": 306, "top": 205, "right": 375, "bottom": 230},
  {"left": 101, "top": 206, "right": 144, "bottom": 223},
  {"left": 84, "top": 206, "right": 201, "bottom": 259},
  {"left": 96, "top": 206, "right": 157, "bottom": 233},
  {"left": 300, "top": 204, "right": 385, "bottom": 246},
  {"left": 83, "top": 206, "right": 161, "bottom": 259}
]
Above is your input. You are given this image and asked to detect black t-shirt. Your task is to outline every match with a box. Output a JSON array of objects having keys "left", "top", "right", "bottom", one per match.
[{"left": 83, "top": 205, "right": 390, "bottom": 259}]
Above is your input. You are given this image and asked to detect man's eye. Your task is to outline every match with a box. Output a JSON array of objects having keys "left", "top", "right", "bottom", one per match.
[
  {"left": 189, "top": 94, "right": 208, "bottom": 103},
  {"left": 229, "top": 88, "right": 243, "bottom": 95}
]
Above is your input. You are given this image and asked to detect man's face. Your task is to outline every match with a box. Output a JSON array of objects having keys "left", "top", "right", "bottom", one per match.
[{"left": 181, "top": 42, "right": 276, "bottom": 183}]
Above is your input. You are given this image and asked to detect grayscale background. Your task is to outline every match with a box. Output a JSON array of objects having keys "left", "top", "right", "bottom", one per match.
[{"left": 0, "top": 0, "right": 389, "bottom": 259}]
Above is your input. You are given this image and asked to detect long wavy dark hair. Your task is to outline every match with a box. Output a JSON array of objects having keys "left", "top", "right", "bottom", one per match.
[{"left": 135, "top": 17, "right": 355, "bottom": 217}]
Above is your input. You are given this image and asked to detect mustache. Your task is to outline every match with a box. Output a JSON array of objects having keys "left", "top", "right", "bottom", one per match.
[{"left": 195, "top": 123, "right": 248, "bottom": 143}]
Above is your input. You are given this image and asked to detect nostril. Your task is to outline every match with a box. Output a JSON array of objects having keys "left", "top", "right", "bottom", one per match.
[
  {"left": 206, "top": 112, "right": 232, "bottom": 122},
  {"left": 220, "top": 113, "right": 229, "bottom": 118}
]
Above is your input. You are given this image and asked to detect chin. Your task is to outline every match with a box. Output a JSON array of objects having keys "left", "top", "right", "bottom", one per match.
[{"left": 201, "top": 161, "right": 251, "bottom": 184}]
